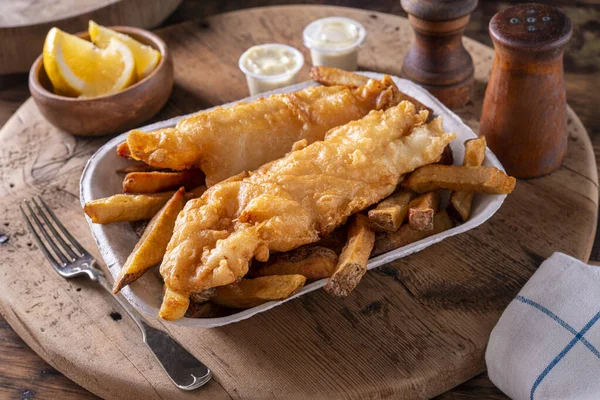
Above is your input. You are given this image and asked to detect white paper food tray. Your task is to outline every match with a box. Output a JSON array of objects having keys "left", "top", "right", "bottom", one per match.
[{"left": 80, "top": 72, "right": 508, "bottom": 328}]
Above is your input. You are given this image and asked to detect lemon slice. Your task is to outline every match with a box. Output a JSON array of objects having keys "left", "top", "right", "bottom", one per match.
[
  {"left": 43, "top": 28, "right": 135, "bottom": 97},
  {"left": 89, "top": 21, "right": 161, "bottom": 80}
]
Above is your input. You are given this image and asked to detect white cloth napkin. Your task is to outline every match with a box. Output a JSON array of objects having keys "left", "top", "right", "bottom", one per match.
[{"left": 486, "top": 252, "right": 600, "bottom": 400}]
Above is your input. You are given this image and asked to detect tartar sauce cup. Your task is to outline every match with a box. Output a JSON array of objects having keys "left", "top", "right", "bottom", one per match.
[
  {"left": 238, "top": 44, "right": 304, "bottom": 96},
  {"left": 303, "top": 17, "right": 366, "bottom": 71}
]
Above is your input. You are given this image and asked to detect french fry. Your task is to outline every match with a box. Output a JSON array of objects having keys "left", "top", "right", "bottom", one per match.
[
  {"left": 447, "top": 137, "right": 487, "bottom": 222},
  {"left": 112, "top": 188, "right": 186, "bottom": 293},
  {"left": 186, "top": 302, "right": 224, "bottom": 318},
  {"left": 190, "top": 288, "right": 216, "bottom": 304},
  {"left": 159, "top": 286, "right": 190, "bottom": 321},
  {"left": 84, "top": 192, "right": 174, "bottom": 224},
  {"left": 84, "top": 185, "right": 206, "bottom": 224},
  {"left": 403, "top": 165, "right": 516, "bottom": 194},
  {"left": 309, "top": 66, "right": 433, "bottom": 115},
  {"left": 117, "top": 164, "right": 161, "bottom": 173},
  {"left": 437, "top": 144, "right": 454, "bottom": 166},
  {"left": 372, "top": 211, "right": 454, "bottom": 256},
  {"left": 368, "top": 190, "right": 414, "bottom": 232},
  {"left": 187, "top": 288, "right": 224, "bottom": 319},
  {"left": 212, "top": 275, "right": 306, "bottom": 309},
  {"left": 116, "top": 142, "right": 132, "bottom": 158},
  {"left": 254, "top": 246, "right": 338, "bottom": 280},
  {"left": 314, "top": 226, "right": 348, "bottom": 254},
  {"left": 408, "top": 191, "right": 440, "bottom": 231},
  {"left": 123, "top": 170, "right": 204, "bottom": 194},
  {"left": 463, "top": 137, "right": 487, "bottom": 166},
  {"left": 324, "top": 214, "right": 375, "bottom": 297}
]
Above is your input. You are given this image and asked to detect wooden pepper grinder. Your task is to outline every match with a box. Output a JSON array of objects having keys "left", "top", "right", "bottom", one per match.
[
  {"left": 479, "top": 4, "right": 572, "bottom": 178},
  {"left": 400, "top": 0, "right": 478, "bottom": 109}
]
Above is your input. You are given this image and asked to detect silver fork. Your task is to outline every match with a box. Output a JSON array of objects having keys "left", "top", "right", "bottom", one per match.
[{"left": 20, "top": 196, "right": 212, "bottom": 391}]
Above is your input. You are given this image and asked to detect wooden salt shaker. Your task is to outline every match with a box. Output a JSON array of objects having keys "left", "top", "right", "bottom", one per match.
[
  {"left": 400, "top": 0, "right": 478, "bottom": 109},
  {"left": 479, "top": 4, "right": 572, "bottom": 178}
]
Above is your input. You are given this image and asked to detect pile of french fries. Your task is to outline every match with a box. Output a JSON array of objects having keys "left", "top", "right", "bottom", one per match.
[{"left": 84, "top": 132, "right": 515, "bottom": 319}]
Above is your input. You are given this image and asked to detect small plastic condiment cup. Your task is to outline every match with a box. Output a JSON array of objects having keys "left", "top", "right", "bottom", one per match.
[
  {"left": 238, "top": 44, "right": 304, "bottom": 96},
  {"left": 303, "top": 17, "right": 366, "bottom": 71}
]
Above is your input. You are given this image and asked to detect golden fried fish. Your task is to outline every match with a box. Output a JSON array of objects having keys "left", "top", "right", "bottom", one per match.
[
  {"left": 126, "top": 75, "right": 404, "bottom": 186},
  {"left": 158, "top": 101, "right": 455, "bottom": 320}
]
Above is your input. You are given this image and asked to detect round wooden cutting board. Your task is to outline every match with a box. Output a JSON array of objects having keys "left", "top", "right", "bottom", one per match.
[
  {"left": 0, "top": 5, "right": 597, "bottom": 400},
  {"left": 0, "top": 0, "right": 182, "bottom": 75}
]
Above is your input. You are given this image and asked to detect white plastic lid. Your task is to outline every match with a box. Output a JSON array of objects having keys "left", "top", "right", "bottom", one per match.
[
  {"left": 303, "top": 17, "right": 366, "bottom": 54},
  {"left": 238, "top": 43, "right": 304, "bottom": 82}
]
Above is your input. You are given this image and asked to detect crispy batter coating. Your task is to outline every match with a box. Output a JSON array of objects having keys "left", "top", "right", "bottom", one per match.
[
  {"left": 126, "top": 76, "right": 402, "bottom": 186},
  {"left": 159, "top": 102, "right": 455, "bottom": 297}
]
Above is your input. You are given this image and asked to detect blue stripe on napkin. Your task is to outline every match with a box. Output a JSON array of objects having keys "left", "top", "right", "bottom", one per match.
[{"left": 514, "top": 295, "right": 600, "bottom": 400}]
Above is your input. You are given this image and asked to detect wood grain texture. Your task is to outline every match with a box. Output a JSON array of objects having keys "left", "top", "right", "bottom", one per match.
[
  {"left": 400, "top": 1, "right": 476, "bottom": 108},
  {"left": 399, "top": 0, "right": 478, "bottom": 22},
  {"left": 0, "top": 1, "right": 599, "bottom": 399},
  {"left": 0, "top": 0, "right": 182, "bottom": 74},
  {"left": 0, "top": 317, "right": 99, "bottom": 400},
  {"left": 480, "top": 4, "right": 572, "bottom": 178}
]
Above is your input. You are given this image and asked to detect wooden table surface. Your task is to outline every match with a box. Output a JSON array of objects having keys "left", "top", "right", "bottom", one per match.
[{"left": 0, "top": 1, "right": 598, "bottom": 399}]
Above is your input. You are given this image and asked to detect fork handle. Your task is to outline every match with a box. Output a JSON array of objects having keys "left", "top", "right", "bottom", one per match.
[{"left": 95, "top": 272, "right": 212, "bottom": 390}]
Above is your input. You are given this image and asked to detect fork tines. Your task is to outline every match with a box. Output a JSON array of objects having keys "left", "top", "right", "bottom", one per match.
[{"left": 20, "top": 197, "right": 88, "bottom": 268}]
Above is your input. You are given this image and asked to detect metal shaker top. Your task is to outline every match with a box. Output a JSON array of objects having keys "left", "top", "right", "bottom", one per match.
[{"left": 490, "top": 3, "right": 572, "bottom": 51}]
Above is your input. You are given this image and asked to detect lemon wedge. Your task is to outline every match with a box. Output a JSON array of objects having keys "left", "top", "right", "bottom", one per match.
[
  {"left": 89, "top": 21, "right": 161, "bottom": 80},
  {"left": 43, "top": 27, "right": 136, "bottom": 97}
]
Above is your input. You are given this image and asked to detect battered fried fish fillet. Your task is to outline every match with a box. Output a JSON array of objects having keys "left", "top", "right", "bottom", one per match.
[
  {"left": 126, "top": 75, "right": 403, "bottom": 186},
  {"left": 158, "top": 101, "right": 455, "bottom": 319}
]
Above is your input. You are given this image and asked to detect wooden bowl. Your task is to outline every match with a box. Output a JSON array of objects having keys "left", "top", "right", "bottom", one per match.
[{"left": 29, "top": 26, "right": 173, "bottom": 137}]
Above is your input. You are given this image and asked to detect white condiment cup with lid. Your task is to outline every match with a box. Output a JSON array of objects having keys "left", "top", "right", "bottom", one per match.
[
  {"left": 238, "top": 43, "right": 304, "bottom": 96},
  {"left": 303, "top": 17, "right": 366, "bottom": 71}
]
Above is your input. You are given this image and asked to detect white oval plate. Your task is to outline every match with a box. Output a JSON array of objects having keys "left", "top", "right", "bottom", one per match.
[{"left": 80, "top": 72, "right": 507, "bottom": 328}]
